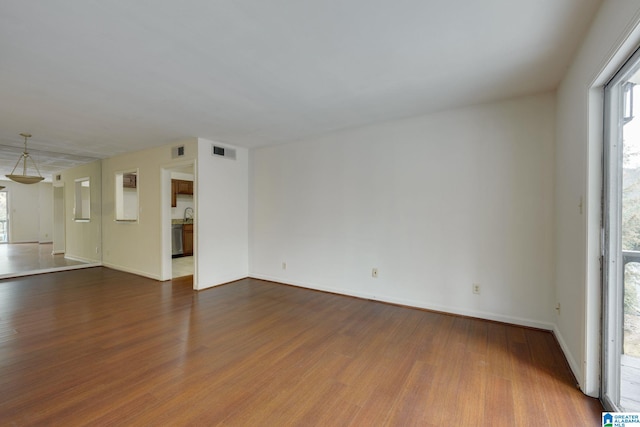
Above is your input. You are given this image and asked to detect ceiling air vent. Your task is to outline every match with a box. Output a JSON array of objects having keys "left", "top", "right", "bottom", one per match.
[
  {"left": 55, "top": 174, "right": 62, "bottom": 181},
  {"left": 212, "top": 145, "right": 236, "bottom": 160},
  {"left": 172, "top": 145, "right": 185, "bottom": 159}
]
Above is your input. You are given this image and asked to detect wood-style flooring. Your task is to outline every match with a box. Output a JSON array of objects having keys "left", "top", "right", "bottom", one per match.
[{"left": 0, "top": 268, "right": 602, "bottom": 425}]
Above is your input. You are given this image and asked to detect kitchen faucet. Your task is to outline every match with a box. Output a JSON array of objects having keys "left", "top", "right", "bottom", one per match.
[{"left": 184, "top": 207, "right": 194, "bottom": 222}]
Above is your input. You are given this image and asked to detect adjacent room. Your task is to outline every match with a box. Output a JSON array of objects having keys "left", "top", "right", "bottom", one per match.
[{"left": 0, "top": 0, "right": 638, "bottom": 423}]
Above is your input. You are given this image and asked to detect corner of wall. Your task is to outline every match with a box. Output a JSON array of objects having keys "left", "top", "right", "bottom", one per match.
[{"left": 553, "top": 324, "right": 585, "bottom": 391}]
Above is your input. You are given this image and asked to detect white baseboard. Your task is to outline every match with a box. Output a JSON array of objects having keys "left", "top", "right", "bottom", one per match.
[
  {"left": 101, "top": 262, "right": 161, "bottom": 281},
  {"left": 196, "top": 274, "right": 248, "bottom": 290},
  {"left": 64, "top": 254, "right": 100, "bottom": 264},
  {"left": 249, "top": 274, "right": 555, "bottom": 331},
  {"left": 553, "top": 325, "right": 585, "bottom": 392}
]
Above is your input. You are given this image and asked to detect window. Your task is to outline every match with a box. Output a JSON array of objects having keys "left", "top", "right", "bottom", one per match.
[
  {"left": 74, "top": 178, "right": 90, "bottom": 221},
  {"left": 115, "top": 170, "right": 138, "bottom": 221}
]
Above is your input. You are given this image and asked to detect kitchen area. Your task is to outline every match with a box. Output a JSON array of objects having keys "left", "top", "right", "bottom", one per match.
[{"left": 171, "top": 169, "right": 194, "bottom": 278}]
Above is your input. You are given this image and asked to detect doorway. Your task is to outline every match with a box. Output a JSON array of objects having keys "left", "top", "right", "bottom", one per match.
[
  {"left": 166, "top": 164, "right": 195, "bottom": 279},
  {"left": 603, "top": 47, "right": 640, "bottom": 411}
]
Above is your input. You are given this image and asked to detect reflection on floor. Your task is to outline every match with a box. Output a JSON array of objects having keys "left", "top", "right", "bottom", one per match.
[
  {"left": 0, "top": 243, "right": 96, "bottom": 279},
  {"left": 622, "top": 354, "right": 640, "bottom": 411},
  {"left": 172, "top": 255, "right": 193, "bottom": 278}
]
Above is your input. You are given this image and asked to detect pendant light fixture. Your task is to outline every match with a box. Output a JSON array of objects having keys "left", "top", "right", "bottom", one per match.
[{"left": 6, "top": 133, "right": 44, "bottom": 184}]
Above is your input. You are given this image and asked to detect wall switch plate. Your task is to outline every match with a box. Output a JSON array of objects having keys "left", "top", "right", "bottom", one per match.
[{"left": 372, "top": 268, "right": 378, "bottom": 278}]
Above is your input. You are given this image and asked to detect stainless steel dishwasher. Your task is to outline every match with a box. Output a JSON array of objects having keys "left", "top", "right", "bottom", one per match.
[{"left": 172, "top": 223, "right": 183, "bottom": 257}]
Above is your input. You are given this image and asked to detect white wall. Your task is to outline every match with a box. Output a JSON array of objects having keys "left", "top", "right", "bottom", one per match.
[
  {"left": 555, "top": 0, "right": 640, "bottom": 396},
  {"left": 0, "top": 179, "right": 52, "bottom": 244},
  {"left": 121, "top": 188, "right": 138, "bottom": 220},
  {"left": 52, "top": 184, "right": 65, "bottom": 253},
  {"left": 38, "top": 182, "right": 53, "bottom": 243},
  {"left": 251, "top": 93, "right": 556, "bottom": 329},
  {"left": 61, "top": 161, "right": 102, "bottom": 263},
  {"left": 196, "top": 138, "right": 249, "bottom": 289},
  {"left": 7, "top": 181, "right": 38, "bottom": 242},
  {"left": 173, "top": 195, "right": 194, "bottom": 220}
]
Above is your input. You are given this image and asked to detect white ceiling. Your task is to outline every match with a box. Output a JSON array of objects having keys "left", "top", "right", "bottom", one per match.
[{"left": 0, "top": 0, "right": 602, "bottom": 177}]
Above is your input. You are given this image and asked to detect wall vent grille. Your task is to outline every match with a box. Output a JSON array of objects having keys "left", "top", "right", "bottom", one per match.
[
  {"left": 172, "top": 145, "right": 185, "bottom": 159},
  {"left": 212, "top": 145, "right": 236, "bottom": 160}
]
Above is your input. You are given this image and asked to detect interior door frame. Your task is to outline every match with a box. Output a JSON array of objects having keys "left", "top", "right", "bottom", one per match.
[{"left": 160, "top": 160, "right": 196, "bottom": 285}]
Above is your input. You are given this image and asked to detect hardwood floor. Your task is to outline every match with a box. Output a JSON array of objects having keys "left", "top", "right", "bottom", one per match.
[{"left": 0, "top": 268, "right": 602, "bottom": 426}]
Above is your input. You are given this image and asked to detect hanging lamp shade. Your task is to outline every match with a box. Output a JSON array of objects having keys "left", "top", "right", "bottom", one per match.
[{"left": 6, "top": 133, "right": 44, "bottom": 184}]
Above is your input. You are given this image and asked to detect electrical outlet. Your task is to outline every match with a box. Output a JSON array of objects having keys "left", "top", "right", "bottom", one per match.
[
  {"left": 472, "top": 283, "right": 481, "bottom": 294},
  {"left": 372, "top": 268, "right": 378, "bottom": 278},
  {"left": 282, "top": 262, "right": 287, "bottom": 270}
]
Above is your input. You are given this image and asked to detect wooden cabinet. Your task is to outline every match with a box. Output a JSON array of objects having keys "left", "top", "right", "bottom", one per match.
[
  {"left": 122, "top": 173, "right": 137, "bottom": 188},
  {"left": 171, "top": 179, "right": 193, "bottom": 207},
  {"left": 176, "top": 180, "right": 193, "bottom": 195},
  {"left": 182, "top": 223, "right": 193, "bottom": 256}
]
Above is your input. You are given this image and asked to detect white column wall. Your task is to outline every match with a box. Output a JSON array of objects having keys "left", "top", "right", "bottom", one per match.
[{"left": 195, "top": 138, "right": 249, "bottom": 289}]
